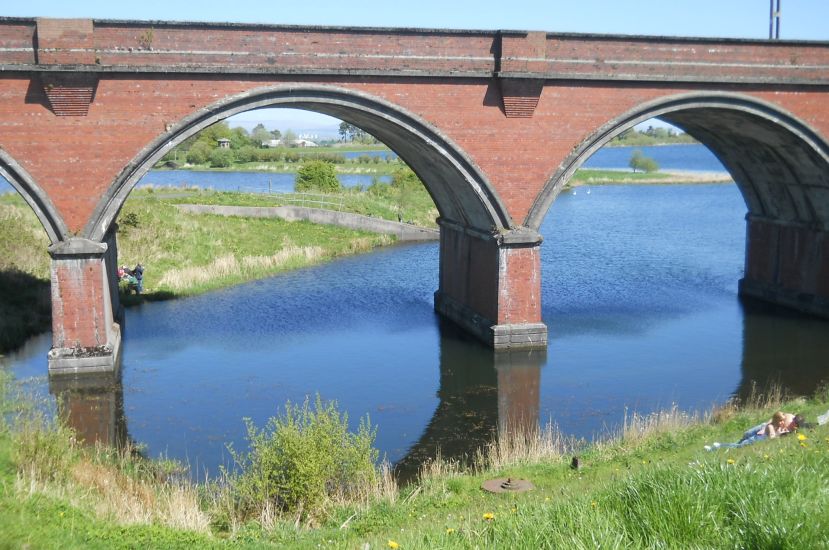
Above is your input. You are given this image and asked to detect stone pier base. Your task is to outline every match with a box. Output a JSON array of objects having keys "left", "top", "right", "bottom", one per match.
[
  {"left": 435, "top": 221, "right": 547, "bottom": 349},
  {"left": 48, "top": 235, "right": 123, "bottom": 374},
  {"left": 740, "top": 216, "right": 829, "bottom": 320}
]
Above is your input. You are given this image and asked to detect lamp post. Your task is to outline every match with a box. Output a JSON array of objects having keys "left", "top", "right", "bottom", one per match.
[{"left": 769, "top": 0, "right": 782, "bottom": 39}]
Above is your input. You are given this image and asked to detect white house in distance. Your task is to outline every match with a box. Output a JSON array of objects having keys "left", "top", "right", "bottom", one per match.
[
  {"left": 262, "top": 138, "right": 318, "bottom": 148},
  {"left": 217, "top": 138, "right": 231, "bottom": 148}
]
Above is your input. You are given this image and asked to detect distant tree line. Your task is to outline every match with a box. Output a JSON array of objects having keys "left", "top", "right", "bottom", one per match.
[
  {"left": 158, "top": 121, "right": 388, "bottom": 169},
  {"left": 610, "top": 126, "right": 697, "bottom": 147}
]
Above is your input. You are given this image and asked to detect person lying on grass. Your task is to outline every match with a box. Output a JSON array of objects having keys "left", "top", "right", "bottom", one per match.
[{"left": 705, "top": 411, "right": 805, "bottom": 450}]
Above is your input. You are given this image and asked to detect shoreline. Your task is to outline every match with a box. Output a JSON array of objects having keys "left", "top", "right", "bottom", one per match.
[{"left": 570, "top": 169, "right": 732, "bottom": 187}]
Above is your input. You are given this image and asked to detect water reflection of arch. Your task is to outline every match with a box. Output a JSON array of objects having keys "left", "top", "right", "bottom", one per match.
[
  {"left": 49, "top": 369, "right": 128, "bottom": 448},
  {"left": 394, "top": 322, "right": 544, "bottom": 480},
  {"left": 734, "top": 298, "right": 829, "bottom": 402}
]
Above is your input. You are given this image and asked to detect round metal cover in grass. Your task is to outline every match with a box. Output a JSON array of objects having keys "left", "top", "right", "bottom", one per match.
[{"left": 481, "top": 477, "right": 534, "bottom": 493}]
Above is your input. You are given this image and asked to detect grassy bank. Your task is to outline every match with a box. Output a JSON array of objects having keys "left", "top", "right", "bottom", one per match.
[
  {"left": 0, "top": 167, "right": 727, "bottom": 352},
  {"left": 115, "top": 194, "right": 393, "bottom": 300},
  {"left": 0, "top": 196, "right": 52, "bottom": 353},
  {"left": 1, "top": 367, "right": 827, "bottom": 548},
  {"left": 570, "top": 168, "right": 732, "bottom": 186},
  {"left": 0, "top": 191, "right": 396, "bottom": 349}
]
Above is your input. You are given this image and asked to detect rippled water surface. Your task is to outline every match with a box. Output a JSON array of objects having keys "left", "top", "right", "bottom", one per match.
[{"left": 4, "top": 174, "right": 829, "bottom": 479}]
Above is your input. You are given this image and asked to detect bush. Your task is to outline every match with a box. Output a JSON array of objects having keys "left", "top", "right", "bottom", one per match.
[
  {"left": 629, "top": 150, "right": 660, "bottom": 173},
  {"left": 295, "top": 161, "right": 341, "bottom": 193},
  {"left": 209, "top": 148, "right": 236, "bottom": 168},
  {"left": 227, "top": 395, "right": 378, "bottom": 522},
  {"left": 235, "top": 145, "right": 259, "bottom": 164},
  {"left": 185, "top": 142, "right": 212, "bottom": 165}
]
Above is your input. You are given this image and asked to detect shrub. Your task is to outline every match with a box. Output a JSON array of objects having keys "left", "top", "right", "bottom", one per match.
[
  {"left": 235, "top": 145, "right": 259, "bottom": 164},
  {"left": 629, "top": 149, "right": 660, "bottom": 173},
  {"left": 227, "top": 395, "right": 378, "bottom": 522},
  {"left": 185, "top": 141, "right": 212, "bottom": 165},
  {"left": 295, "top": 161, "right": 341, "bottom": 193},
  {"left": 209, "top": 148, "right": 236, "bottom": 168}
]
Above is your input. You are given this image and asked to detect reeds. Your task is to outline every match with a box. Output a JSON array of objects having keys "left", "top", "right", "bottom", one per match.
[{"left": 156, "top": 247, "right": 324, "bottom": 291}]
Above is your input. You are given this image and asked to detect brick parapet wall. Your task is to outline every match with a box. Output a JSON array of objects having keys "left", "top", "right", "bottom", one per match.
[{"left": 2, "top": 18, "right": 828, "bottom": 84}]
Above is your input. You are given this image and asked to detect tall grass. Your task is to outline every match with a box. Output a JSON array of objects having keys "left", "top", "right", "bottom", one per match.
[
  {"left": 3, "top": 361, "right": 828, "bottom": 549},
  {"left": 116, "top": 198, "right": 392, "bottom": 299},
  {"left": 0, "top": 196, "right": 52, "bottom": 351}
]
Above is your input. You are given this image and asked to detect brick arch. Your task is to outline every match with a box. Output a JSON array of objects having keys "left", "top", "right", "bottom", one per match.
[
  {"left": 0, "top": 147, "right": 68, "bottom": 244},
  {"left": 85, "top": 84, "right": 513, "bottom": 242},
  {"left": 525, "top": 92, "right": 829, "bottom": 231}
]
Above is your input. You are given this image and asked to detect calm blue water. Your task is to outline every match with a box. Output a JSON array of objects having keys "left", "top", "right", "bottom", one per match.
[
  {"left": 341, "top": 150, "right": 398, "bottom": 160},
  {"left": 584, "top": 144, "right": 725, "bottom": 172},
  {"left": 0, "top": 144, "right": 719, "bottom": 194},
  {"left": 137, "top": 171, "right": 388, "bottom": 193},
  {"left": 4, "top": 142, "right": 828, "bottom": 479},
  {"left": 6, "top": 181, "right": 829, "bottom": 479}
]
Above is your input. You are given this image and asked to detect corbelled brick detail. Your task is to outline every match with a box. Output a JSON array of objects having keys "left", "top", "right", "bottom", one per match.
[
  {"left": 40, "top": 73, "right": 98, "bottom": 116},
  {"left": 498, "top": 78, "right": 544, "bottom": 118}
]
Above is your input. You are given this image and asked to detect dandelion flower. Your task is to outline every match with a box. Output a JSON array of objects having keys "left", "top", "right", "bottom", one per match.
[
  {"left": 591, "top": 501, "right": 597, "bottom": 508},
  {"left": 797, "top": 433, "right": 807, "bottom": 441},
  {"left": 726, "top": 458, "right": 735, "bottom": 464},
  {"left": 483, "top": 512, "right": 495, "bottom": 521},
  {"left": 446, "top": 528, "right": 455, "bottom": 534},
  {"left": 387, "top": 540, "right": 400, "bottom": 549}
]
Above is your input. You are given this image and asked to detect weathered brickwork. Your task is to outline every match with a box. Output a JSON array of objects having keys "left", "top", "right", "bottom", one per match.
[
  {"left": 0, "top": 18, "right": 827, "bottom": 358},
  {"left": 51, "top": 257, "right": 108, "bottom": 349}
]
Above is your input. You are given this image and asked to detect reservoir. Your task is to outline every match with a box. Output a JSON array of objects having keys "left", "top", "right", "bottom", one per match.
[{"left": 3, "top": 145, "right": 828, "bottom": 479}]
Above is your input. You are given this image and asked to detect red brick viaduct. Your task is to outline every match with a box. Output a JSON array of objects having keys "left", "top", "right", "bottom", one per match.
[{"left": 1, "top": 18, "right": 828, "bottom": 373}]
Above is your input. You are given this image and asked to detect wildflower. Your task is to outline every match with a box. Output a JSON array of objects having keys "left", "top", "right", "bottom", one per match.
[
  {"left": 763, "top": 454, "right": 769, "bottom": 460},
  {"left": 483, "top": 512, "right": 495, "bottom": 521},
  {"left": 797, "top": 433, "right": 807, "bottom": 441},
  {"left": 387, "top": 540, "right": 400, "bottom": 549},
  {"left": 726, "top": 458, "right": 735, "bottom": 465},
  {"left": 446, "top": 528, "right": 455, "bottom": 534},
  {"left": 591, "top": 501, "right": 597, "bottom": 508}
]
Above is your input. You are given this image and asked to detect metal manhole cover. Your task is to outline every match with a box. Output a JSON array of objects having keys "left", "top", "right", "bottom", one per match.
[{"left": 481, "top": 477, "right": 534, "bottom": 493}]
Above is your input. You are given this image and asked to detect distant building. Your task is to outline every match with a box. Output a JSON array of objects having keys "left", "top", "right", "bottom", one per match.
[
  {"left": 261, "top": 138, "right": 318, "bottom": 148},
  {"left": 217, "top": 138, "right": 231, "bottom": 148}
]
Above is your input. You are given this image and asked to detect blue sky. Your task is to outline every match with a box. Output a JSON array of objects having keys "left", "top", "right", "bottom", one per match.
[
  {"left": 5, "top": 0, "right": 828, "bottom": 39},
  {"left": 7, "top": 0, "right": 827, "bottom": 135}
]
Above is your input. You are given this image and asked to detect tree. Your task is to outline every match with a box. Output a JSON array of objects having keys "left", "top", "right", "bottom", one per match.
[
  {"left": 338, "top": 122, "right": 370, "bottom": 143},
  {"left": 391, "top": 167, "right": 422, "bottom": 221},
  {"left": 629, "top": 150, "right": 659, "bottom": 173},
  {"left": 251, "top": 123, "right": 273, "bottom": 146},
  {"left": 283, "top": 129, "right": 298, "bottom": 146},
  {"left": 295, "top": 161, "right": 341, "bottom": 193},
  {"left": 270, "top": 129, "right": 282, "bottom": 140},
  {"left": 338, "top": 121, "right": 352, "bottom": 142}
]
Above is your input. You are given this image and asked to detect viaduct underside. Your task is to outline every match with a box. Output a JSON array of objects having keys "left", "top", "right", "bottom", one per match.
[{"left": 0, "top": 18, "right": 828, "bottom": 373}]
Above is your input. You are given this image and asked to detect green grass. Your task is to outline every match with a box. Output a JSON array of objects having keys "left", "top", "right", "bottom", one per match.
[
  {"left": 116, "top": 195, "right": 395, "bottom": 301},
  {"left": 2, "top": 361, "right": 828, "bottom": 548},
  {"left": 571, "top": 168, "right": 731, "bottom": 185}
]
